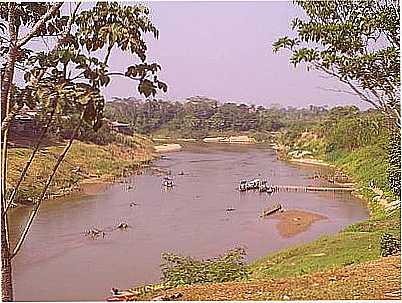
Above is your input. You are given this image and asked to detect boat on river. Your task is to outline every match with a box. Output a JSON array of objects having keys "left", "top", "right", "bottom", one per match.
[
  {"left": 259, "top": 180, "right": 275, "bottom": 193},
  {"left": 260, "top": 203, "right": 282, "bottom": 217},
  {"left": 239, "top": 180, "right": 248, "bottom": 191},
  {"left": 106, "top": 283, "right": 172, "bottom": 301},
  {"left": 258, "top": 180, "right": 268, "bottom": 192},
  {"left": 238, "top": 178, "right": 266, "bottom": 191},
  {"left": 266, "top": 186, "right": 274, "bottom": 194},
  {"left": 238, "top": 179, "right": 266, "bottom": 191},
  {"left": 163, "top": 176, "right": 174, "bottom": 187},
  {"left": 246, "top": 178, "right": 260, "bottom": 190}
]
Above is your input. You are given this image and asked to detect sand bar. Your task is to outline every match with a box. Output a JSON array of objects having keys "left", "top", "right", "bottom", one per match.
[
  {"left": 269, "top": 209, "right": 328, "bottom": 238},
  {"left": 289, "top": 158, "right": 334, "bottom": 167},
  {"left": 154, "top": 143, "right": 182, "bottom": 153},
  {"left": 203, "top": 135, "right": 256, "bottom": 144}
]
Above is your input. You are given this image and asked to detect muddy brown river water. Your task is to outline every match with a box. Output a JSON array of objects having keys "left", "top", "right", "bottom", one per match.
[{"left": 9, "top": 144, "right": 369, "bottom": 301}]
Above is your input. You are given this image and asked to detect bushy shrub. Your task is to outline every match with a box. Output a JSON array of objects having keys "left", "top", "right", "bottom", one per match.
[
  {"left": 78, "top": 122, "right": 117, "bottom": 145},
  {"left": 160, "top": 247, "right": 249, "bottom": 286},
  {"left": 380, "top": 233, "right": 401, "bottom": 257}
]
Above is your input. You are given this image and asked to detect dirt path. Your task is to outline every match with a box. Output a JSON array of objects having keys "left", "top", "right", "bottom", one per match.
[{"left": 143, "top": 255, "right": 400, "bottom": 301}]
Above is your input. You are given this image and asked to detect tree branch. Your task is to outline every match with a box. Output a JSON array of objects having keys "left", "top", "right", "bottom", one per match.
[
  {"left": 315, "top": 63, "right": 381, "bottom": 110},
  {"left": 4, "top": 98, "right": 58, "bottom": 214},
  {"left": 16, "top": 2, "right": 63, "bottom": 48},
  {"left": 104, "top": 44, "right": 114, "bottom": 65},
  {"left": 1, "top": 2, "right": 18, "bottom": 123},
  {"left": 105, "top": 72, "right": 142, "bottom": 81}
]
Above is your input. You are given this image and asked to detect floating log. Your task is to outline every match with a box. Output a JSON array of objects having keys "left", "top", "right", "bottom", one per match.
[{"left": 260, "top": 203, "right": 282, "bottom": 217}]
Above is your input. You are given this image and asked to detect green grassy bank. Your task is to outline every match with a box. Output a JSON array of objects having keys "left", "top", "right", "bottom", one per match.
[
  {"left": 7, "top": 133, "right": 156, "bottom": 203},
  {"left": 249, "top": 139, "right": 400, "bottom": 280}
]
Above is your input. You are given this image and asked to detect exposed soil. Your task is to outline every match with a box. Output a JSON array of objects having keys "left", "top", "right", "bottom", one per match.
[
  {"left": 202, "top": 135, "right": 256, "bottom": 144},
  {"left": 141, "top": 255, "right": 401, "bottom": 301},
  {"left": 269, "top": 209, "right": 328, "bottom": 238},
  {"left": 288, "top": 157, "right": 334, "bottom": 167},
  {"left": 154, "top": 143, "right": 182, "bottom": 153},
  {"left": 79, "top": 181, "right": 111, "bottom": 195},
  {"left": 8, "top": 132, "right": 62, "bottom": 148}
]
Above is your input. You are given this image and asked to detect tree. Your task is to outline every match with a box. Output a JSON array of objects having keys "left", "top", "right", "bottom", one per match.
[
  {"left": 273, "top": 0, "right": 400, "bottom": 127},
  {"left": 0, "top": 2, "right": 166, "bottom": 301}
]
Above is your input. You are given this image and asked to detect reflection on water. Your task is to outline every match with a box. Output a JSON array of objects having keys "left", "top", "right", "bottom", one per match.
[{"left": 10, "top": 144, "right": 368, "bottom": 301}]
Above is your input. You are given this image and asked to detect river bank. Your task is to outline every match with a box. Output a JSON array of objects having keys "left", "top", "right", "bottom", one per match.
[
  {"left": 140, "top": 254, "right": 400, "bottom": 300},
  {"left": 152, "top": 135, "right": 258, "bottom": 144},
  {"left": 153, "top": 143, "right": 182, "bottom": 153},
  {"left": 275, "top": 139, "right": 400, "bottom": 213},
  {"left": 203, "top": 135, "right": 256, "bottom": 144},
  {"left": 7, "top": 139, "right": 156, "bottom": 205},
  {"left": 239, "top": 142, "right": 400, "bottom": 296}
]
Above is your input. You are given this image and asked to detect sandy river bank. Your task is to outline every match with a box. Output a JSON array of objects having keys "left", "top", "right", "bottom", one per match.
[{"left": 154, "top": 143, "right": 183, "bottom": 153}]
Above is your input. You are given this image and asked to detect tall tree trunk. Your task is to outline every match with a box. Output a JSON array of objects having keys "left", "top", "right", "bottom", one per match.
[
  {"left": 1, "top": 207, "right": 13, "bottom": 302},
  {"left": 0, "top": 49, "right": 17, "bottom": 125},
  {"left": 1, "top": 4, "right": 16, "bottom": 300},
  {"left": 1, "top": 3, "right": 17, "bottom": 125}
]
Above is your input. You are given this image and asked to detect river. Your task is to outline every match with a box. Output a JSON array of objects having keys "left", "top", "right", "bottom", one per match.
[{"left": 9, "top": 144, "right": 369, "bottom": 301}]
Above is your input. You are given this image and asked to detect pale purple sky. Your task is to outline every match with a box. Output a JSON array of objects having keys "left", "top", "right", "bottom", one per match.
[{"left": 103, "top": 1, "right": 365, "bottom": 108}]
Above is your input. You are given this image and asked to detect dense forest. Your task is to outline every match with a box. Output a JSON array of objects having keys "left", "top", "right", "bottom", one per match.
[{"left": 103, "top": 96, "right": 329, "bottom": 138}]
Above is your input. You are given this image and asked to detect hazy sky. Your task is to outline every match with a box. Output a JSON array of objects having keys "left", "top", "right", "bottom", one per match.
[{"left": 102, "top": 1, "right": 365, "bottom": 108}]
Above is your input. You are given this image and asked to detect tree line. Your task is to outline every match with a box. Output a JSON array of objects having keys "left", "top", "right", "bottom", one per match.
[{"left": 104, "top": 96, "right": 330, "bottom": 138}]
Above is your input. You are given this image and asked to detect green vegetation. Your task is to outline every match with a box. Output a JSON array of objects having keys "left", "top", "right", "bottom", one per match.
[
  {"left": 7, "top": 135, "right": 155, "bottom": 203},
  {"left": 273, "top": 0, "right": 400, "bottom": 128},
  {"left": 267, "top": 1, "right": 401, "bottom": 283},
  {"left": 105, "top": 97, "right": 328, "bottom": 140},
  {"left": 248, "top": 106, "right": 400, "bottom": 282},
  {"left": 277, "top": 106, "right": 399, "bottom": 198},
  {"left": 161, "top": 247, "right": 249, "bottom": 287},
  {"left": 249, "top": 209, "right": 400, "bottom": 280}
]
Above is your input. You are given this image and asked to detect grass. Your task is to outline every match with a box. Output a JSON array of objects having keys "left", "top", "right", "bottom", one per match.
[
  {"left": 249, "top": 209, "right": 400, "bottom": 280},
  {"left": 329, "top": 143, "right": 395, "bottom": 198},
  {"left": 7, "top": 135, "right": 156, "bottom": 202}
]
